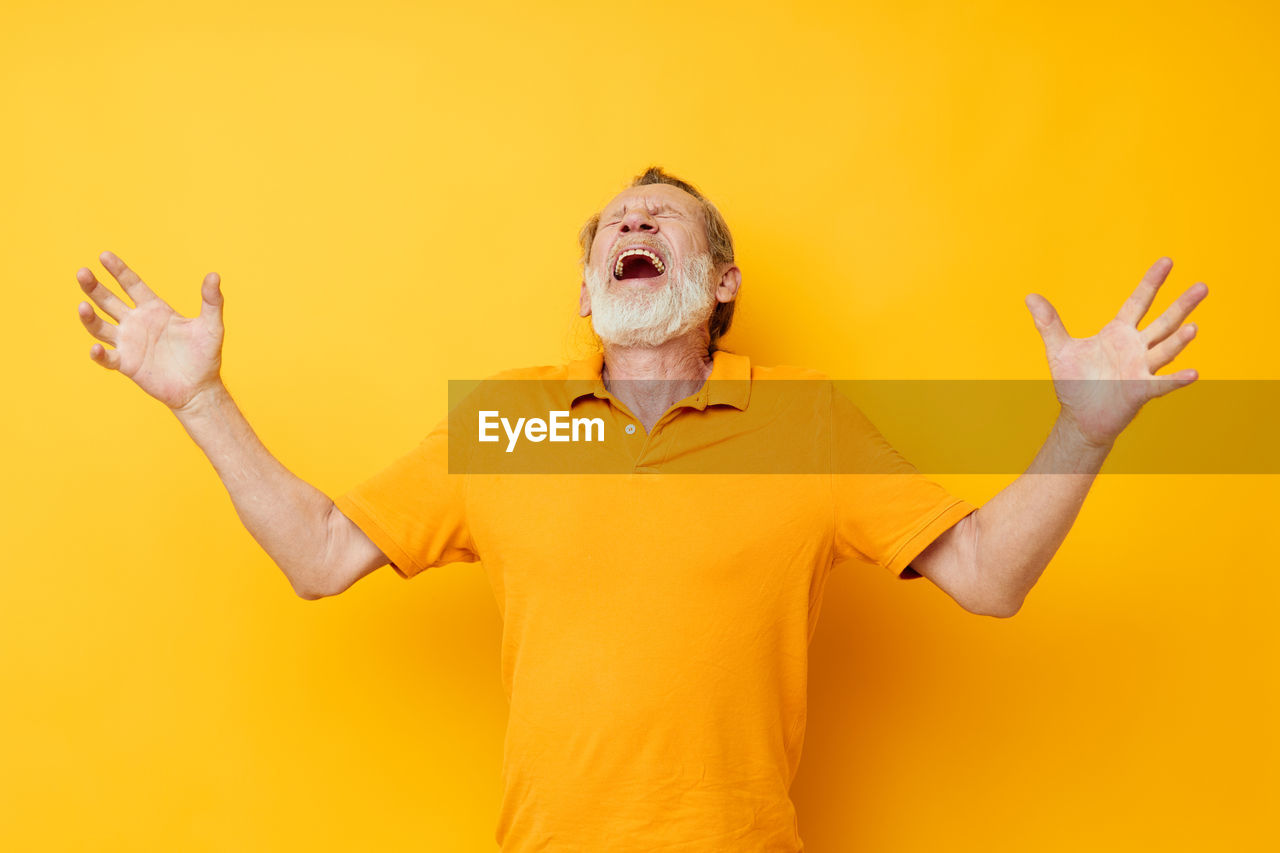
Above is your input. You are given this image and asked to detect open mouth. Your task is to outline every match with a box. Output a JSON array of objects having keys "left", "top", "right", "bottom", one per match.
[{"left": 613, "top": 247, "right": 667, "bottom": 281}]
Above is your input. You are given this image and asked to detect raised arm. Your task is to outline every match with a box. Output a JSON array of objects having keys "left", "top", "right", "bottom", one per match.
[
  {"left": 910, "top": 257, "right": 1208, "bottom": 616},
  {"left": 75, "top": 251, "right": 388, "bottom": 598}
]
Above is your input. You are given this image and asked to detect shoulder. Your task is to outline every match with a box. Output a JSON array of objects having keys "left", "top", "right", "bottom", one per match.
[{"left": 743, "top": 362, "right": 835, "bottom": 419}]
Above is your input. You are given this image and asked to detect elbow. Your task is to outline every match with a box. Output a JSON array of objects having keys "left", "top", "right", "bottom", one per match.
[
  {"left": 966, "top": 573, "right": 1023, "bottom": 617},
  {"left": 295, "top": 586, "right": 328, "bottom": 601},
  {"left": 289, "top": 564, "right": 335, "bottom": 600},
  {"left": 974, "top": 596, "right": 1022, "bottom": 618},
  {"left": 295, "top": 502, "right": 342, "bottom": 601}
]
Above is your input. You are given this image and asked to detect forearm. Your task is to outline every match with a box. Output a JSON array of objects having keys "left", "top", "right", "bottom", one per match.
[
  {"left": 172, "top": 382, "right": 335, "bottom": 598},
  {"left": 971, "top": 414, "right": 1113, "bottom": 612}
]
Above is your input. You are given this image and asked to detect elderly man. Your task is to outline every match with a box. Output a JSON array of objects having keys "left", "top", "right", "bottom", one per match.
[{"left": 75, "top": 167, "right": 1206, "bottom": 852}]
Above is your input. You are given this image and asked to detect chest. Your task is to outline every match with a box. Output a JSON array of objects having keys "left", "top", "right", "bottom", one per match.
[{"left": 467, "top": 474, "right": 834, "bottom": 620}]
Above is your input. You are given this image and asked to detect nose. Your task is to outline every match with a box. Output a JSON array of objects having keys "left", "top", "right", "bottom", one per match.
[{"left": 620, "top": 208, "right": 658, "bottom": 234}]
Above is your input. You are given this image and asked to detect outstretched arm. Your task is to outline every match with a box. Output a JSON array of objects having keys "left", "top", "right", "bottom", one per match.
[
  {"left": 911, "top": 257, "right": 1208, "bottom": 617},
  {"left": 75, "top": 251, "right": 388, "bottom": 598}
]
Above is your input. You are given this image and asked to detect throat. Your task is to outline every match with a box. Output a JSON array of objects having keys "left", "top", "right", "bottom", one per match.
[{"left": 601, "top": 346, "right": 715, "bottom": 429}]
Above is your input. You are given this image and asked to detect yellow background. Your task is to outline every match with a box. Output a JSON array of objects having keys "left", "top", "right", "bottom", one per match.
[{"left": 3, "top": 0, "right": 1276, "bottom": 849}]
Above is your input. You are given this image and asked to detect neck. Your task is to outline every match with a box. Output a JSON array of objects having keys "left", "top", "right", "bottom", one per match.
[{"left": 600, "top": 330, "right": 715, "bottom": 431}]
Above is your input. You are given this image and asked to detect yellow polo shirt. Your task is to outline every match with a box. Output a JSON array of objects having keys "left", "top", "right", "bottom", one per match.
[{"left": 333, "top": 350, "right": 977, "bottom": 852}]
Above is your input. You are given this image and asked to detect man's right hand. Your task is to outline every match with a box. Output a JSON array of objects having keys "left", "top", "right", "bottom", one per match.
[{"left": 76, "top": 250, "right": 226, "bottom": 412}]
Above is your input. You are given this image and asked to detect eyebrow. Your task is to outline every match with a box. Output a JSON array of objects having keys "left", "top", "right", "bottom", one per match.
[{"left": 603, "top": 202, "right": 681, "bottom": 219}]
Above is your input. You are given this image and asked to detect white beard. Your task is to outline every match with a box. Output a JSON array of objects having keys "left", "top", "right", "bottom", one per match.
[{"left": 585, "top": 250, "right": 717, "bottom": 348}]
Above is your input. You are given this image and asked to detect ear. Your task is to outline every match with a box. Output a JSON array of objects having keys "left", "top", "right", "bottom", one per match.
[
  {"left": 578, "top": 279, "right": 592, "bottom": 317},
  {"left": 714, "top": 265, "right": 742, "bottom": 304}
]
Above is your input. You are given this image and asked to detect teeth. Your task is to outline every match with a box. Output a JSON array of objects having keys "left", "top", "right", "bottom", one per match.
[{"left": 613, "top": 248, "right": 666, "bottom": 278}]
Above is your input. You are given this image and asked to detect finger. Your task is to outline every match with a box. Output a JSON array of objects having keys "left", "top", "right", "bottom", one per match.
[
  {"left": 1146, "top": 369, "right": 1198, "bottom": 400},
  {"left": 99, "top": 250, "right": 160, "bottom": 305},
  {"left": 1115, "top": 257, "right": 1173, "bottom": 327},
  {"left": 1147, "top": 322, "right": 1196, "bottom": 372},
  {"left": 77, "top": 300, "right": 119, "bottom": 346},
  {"left": 76, "top": 267, "right": 130, "bottom": 321},
  {"left": 1141, "top": 281, "right": 1208, "bottom": 346},
  {"left": 88, "top": 341, "right": 121, "bottom": 371},
  {"left": 1025, "top": 293, "right": 1070, "bottom": 353},
  {"left": 198, "top": 272, "right": 223, "bottom": 329}
]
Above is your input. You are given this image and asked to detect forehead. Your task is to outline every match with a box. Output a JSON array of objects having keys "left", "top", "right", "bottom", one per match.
[{"left": 601, "top": 183, "right": 703, "bottom": 217}]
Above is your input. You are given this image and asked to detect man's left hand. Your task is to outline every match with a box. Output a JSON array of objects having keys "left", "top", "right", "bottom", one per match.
[{"left": 1024, "top": 257, "right": 1208, "bottom": 449}]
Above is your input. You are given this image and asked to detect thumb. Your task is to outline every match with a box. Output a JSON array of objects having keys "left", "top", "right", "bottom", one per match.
[
  {"left": 1024, "top": 293, "right": 1069, "bottom": 353},
  {"left": 199, "top": 272, "right": 223, "bottom": 327}
]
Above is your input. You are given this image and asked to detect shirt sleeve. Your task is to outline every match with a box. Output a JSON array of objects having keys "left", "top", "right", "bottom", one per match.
[
  {"left": 331, "top": 416, "right": 477, "bottom": 580},
  {"left": 830, "top": 383, "right": 977, "bottom": 579}
]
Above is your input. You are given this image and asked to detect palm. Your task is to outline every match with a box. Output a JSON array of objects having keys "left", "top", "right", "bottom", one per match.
[
  {"left": 76, "top": 251, "right": 226, "bottom": 411},
  {"left": 114, "top": 300, "right": 222, "bottom": 408},
  {"left": 1026, "top": 257, "right": 1207, "bottom": 448}
]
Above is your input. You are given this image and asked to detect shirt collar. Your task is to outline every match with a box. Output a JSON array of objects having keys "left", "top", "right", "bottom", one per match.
[{"left": 566, "top": 350, "right": 752, "bottom": 411}]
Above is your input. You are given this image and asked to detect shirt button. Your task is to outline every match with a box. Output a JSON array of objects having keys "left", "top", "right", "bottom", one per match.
[{"left": 625, "top": 424, "right": 637, "bottom": 435}]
